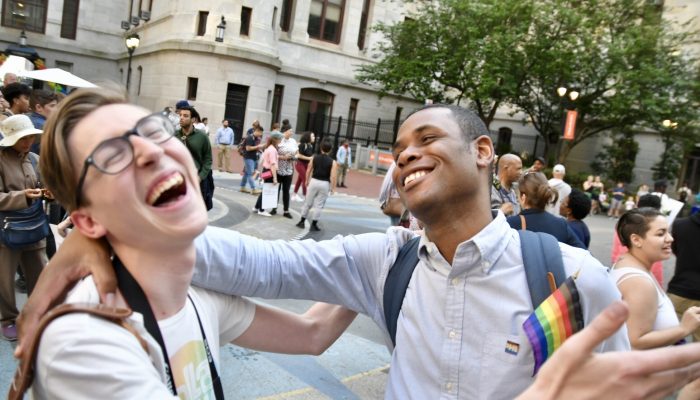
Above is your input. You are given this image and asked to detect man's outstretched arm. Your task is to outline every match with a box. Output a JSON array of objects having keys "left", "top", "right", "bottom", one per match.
[{"left": 518, "top": 301, "right": 700, "bottom": 400}]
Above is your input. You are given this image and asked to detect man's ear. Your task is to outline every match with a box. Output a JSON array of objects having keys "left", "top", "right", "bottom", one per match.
[
  {"left": 70, "top": 210, "right": 107, "bottom": 239},
  {"left": 473, "top": 135, "right": 494, "bottom": 168}
]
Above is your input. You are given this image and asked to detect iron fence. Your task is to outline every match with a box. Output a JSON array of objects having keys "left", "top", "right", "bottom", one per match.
[{"left": 298, "top": 112, "right": 544, "bottom": 158}]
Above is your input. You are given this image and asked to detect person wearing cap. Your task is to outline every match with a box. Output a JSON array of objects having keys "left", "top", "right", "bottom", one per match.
[
  {"left": 174, "top": 99, "right": 190, "bottom": 111},
  {"left": 0, "top": 114, "right": 47, "bottom": 341},
  {"left": 1, "top": 83, "right": 31, "bottom": 117},
  {"left": 546, "top": 163, "right": 571, "bottom": 217},
  {"left": 526, "top": 156, "right": 545, "bottom": 173}
]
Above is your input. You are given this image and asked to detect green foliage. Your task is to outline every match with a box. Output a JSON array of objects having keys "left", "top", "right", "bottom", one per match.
[
  {"left": 592, "top": 130, "right": 639, "bottom": 183},
  {"left": 566, "top": 171, "right": 591, "bottom": 191},
  {"left": 356, "top": 0, "right": 534, "bottom": 128},
  {"left": 356, "top": 0, "right": 700, "bottom": 171}
]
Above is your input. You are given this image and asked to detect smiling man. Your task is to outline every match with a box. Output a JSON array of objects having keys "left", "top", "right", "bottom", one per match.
[{"left": 20, "top": 104, "right": 700, "bottom": 400}]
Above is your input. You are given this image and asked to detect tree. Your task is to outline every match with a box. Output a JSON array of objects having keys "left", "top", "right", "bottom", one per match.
[
  {"left": 356, "top": 0, "right": 533, "bottom": 129},
  {"left": 509, "top": 0, "right": 699, "bottom": 163},
  {"left": 356, "top": 0, "right": 699, "bottom": 164},
  {"left": 592, "top": 129, "right": 639, "bottom": 184}
]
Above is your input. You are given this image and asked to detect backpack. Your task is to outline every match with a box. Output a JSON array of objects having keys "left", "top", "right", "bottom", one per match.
[
  {"left": 237, "top": 134, "right": 250, "bottom": 156},
  {"left": 383, "top": 229, "right": 565, "bottom": 346}
]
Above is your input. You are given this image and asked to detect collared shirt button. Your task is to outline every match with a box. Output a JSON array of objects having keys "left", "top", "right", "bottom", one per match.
[
  {"left": 448, "top": 330, "right": 457, "bottom": 339},
  {"left": 445, "top": 382, "right": 453, "bottom": 391},
  {"left": 482, "top": 260, "right": 491, "bottom": 268},
  {"left": 450, "top": 278, "right": 459, "bottom": 286}
]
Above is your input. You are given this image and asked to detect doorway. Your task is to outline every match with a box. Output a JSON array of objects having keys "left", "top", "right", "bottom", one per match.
[{"left": 224, "top": 83, "right": 249, "bottom": 144}]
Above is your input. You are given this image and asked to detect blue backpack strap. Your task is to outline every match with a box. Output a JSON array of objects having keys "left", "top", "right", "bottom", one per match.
[
  {"left": 518, "top": 230, "right": 566, "bottom": 307},
  {"left": 383, "top": 236, "right": 421, "bottom": 346}
]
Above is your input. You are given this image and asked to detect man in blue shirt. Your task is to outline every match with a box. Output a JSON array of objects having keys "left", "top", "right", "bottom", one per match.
[
  {"left": 215, "top": 119, "right": 234, "bottom": 173},
  {"left": 27, "top": 89, "right": 58, "bottom": 154},
  {"left": 20, "top": 105, "right": 700, "bottom": 400},
  {"left": 336, "top": 140, "right": 352, "bottom": 188}
]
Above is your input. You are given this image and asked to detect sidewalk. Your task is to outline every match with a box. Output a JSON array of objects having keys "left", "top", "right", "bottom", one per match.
[{"left": 213, "top": 149, "right": 386, "bottom": 200}]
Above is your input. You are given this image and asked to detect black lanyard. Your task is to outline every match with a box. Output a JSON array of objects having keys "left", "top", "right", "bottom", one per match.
[{"left": 113, "top": 256, "right": 225, "bottom": 399}]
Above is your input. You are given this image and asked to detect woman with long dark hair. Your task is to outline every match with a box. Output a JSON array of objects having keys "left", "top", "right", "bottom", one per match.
[
  {"left": 292, "top": 132, "right": 315, "bottom": 202},
  {"left": 506, "top": 172, "right": 585, "bottom": 248}
]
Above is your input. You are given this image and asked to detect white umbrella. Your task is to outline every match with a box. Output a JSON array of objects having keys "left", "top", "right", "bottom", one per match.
[{"left": 19, "top": 68, "right": 97, "bottom": 88}]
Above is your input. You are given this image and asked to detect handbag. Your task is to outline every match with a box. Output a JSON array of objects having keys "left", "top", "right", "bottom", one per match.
[
  {"left": 0, "top": 199, "right": 50, "bottom": 249},
  {"left": 260, "top": 170, "right": 273, "bottom": 180}
]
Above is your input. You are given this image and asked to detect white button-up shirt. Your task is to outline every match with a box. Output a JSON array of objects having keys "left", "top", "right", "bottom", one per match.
[{"left": 193, "top": 213, "right": 629, "bottom": 399}]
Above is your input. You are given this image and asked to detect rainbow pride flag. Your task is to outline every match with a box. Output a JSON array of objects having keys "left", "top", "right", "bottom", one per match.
[{"left": 522, "top": 276, "right": 583, "bottom": 375}]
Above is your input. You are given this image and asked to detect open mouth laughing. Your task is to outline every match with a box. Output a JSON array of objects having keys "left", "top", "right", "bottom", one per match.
[
  {"left": 146, "top": 172, "right": 187, "bottom": 207},
  {"left": 403, "top": 168, "right": 433, "bottom": 187}
]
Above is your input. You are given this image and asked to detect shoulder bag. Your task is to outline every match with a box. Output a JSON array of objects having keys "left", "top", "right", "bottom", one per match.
[{"left": 0, "top": 153, "right": 49, "bottom": 248}]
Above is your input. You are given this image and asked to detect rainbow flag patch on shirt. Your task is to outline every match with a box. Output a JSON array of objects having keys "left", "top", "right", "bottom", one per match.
[{"left": 522, "top": 276, "right": 583, "bottom": 375}]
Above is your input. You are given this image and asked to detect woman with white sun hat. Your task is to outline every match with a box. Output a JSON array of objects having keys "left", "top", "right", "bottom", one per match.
[{"left": 0, "top": 114, "right": 47, "bottom": 342}]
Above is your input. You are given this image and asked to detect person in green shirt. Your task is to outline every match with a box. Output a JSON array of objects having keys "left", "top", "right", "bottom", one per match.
[{"left": 176, "top": 106, "right": 214, "bottom": 210}]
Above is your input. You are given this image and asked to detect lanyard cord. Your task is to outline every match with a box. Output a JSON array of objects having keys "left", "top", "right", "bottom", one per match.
[
  {"left": 188, "top": 293, "right": 225, "bottom": 400},
  {"left": 114, "top": 256, "right": 224, "bottom": 399}
]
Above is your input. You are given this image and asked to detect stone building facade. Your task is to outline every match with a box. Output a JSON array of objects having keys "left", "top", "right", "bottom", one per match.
[{"left": 1, "top": 0, "right": 420, "bottom": 141}]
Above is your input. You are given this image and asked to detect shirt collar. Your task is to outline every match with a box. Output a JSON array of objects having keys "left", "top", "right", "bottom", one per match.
[
  {"left": 471, "top": 212, "right": 512, "bottom": 273},
  {"left": 417, "top": 212, "right": 513, "bottom": 274}
]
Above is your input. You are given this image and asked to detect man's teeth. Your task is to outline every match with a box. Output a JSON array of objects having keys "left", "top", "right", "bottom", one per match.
[
  {"left": 405, "top": 170, "right": 428, "bottom": 185},
  {"left": 148, "top": 174, "right": 184, "bottom": 205}
]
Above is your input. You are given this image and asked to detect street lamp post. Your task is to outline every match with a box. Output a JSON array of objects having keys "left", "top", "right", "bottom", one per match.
[
  {"left": 125, "top": 33, "right": 140, "bottom": 92},
  {"left": 555, "top": 87, "right": 580, "bottom": 162},
  {"left": 215, "top": 16, "right": 226, "bottom": 42}
]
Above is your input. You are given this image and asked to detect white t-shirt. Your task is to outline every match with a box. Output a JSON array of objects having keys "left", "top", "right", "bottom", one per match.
[
  {"left": 32, "top": 276, "right": 255, "bottom": 400},
  {"left": 546, "top": 178, "right": 571, "bottom": 217}
]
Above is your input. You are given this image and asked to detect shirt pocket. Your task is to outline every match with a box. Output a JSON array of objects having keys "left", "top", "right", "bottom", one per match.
[{"left": 478, "top": 332, "right": 533, "bottom": 400}]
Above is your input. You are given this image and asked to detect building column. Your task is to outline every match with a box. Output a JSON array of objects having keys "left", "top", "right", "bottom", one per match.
[
  {"left": 290, "top": 0, "right": 311, "bottom": 42},
  {"left": 340, "top": 0, "right": 362, "bottom": 54}
]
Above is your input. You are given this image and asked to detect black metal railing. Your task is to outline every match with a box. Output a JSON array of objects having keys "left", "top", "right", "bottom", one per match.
[{"left": 298, "top": 112, "right": 543, "bottom": 158}]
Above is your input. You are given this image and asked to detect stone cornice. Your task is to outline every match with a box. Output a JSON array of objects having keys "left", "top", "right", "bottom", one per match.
[{"left": 123, "top": 39, "right": 282, "bottom": 70}]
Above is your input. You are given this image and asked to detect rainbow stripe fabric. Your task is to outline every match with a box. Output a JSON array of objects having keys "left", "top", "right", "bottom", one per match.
[{"left": 522, "top": 276, "right": 583, "bottom": 375}]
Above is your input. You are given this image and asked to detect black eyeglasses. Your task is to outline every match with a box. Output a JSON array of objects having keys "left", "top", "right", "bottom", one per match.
[{"left": 74, "top": 112, "right": 175, "bottom": 208}]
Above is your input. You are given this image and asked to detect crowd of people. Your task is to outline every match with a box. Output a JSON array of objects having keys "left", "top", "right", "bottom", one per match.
[{"left": 3, "top": 73, "right": 700, "bottom": 399}]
